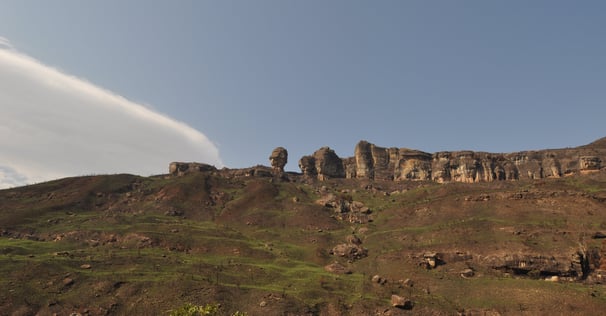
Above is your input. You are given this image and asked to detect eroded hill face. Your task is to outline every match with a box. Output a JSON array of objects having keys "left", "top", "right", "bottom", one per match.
[
  {"left": 2, "top": 138, "right": 606, "bottom": 315},
  {"left": 299, "top": 137, "right": 606, "bottom": 183}
]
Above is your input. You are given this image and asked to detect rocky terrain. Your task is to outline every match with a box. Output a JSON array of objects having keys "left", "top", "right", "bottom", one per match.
[{"left": 1, "top": 138, "right": 606, "bottom": 315}]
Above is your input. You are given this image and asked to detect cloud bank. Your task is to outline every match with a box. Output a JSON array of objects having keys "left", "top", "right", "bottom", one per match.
[{"left": 0, "top": 38, "right": 222, "bottom": 189}]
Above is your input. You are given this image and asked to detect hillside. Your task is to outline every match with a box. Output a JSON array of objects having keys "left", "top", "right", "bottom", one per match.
[{"left": 2, "top": 140, "right": 606, "bottom": 315}]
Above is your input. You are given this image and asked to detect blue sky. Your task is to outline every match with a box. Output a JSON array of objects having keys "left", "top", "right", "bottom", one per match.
[{"left": 1, "top": 1, "right": 605, "bottom": 186}]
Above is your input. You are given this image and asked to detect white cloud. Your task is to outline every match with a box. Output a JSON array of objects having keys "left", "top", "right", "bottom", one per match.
[
  {"left": 0, "top": 38, "right": 223, "bottom": 189},
  {"left": 0, "top": 37, "right": 14, "bottom": 50}
]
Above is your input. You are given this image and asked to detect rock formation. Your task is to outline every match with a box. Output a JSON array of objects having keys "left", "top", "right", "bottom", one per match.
[
  {"left": 269, "top": 147, "right": 288, "bottom": 174},
  {"left": 299, "top": 137, "right": 606, "bottom": 183},
  {"left": 169, "top": 137, "right": 605, "bottom": 183},
  {"left": 298, "top": 147, "right": 344, "bottom": 180},
  {"left": 169, "top": 162, "right": 217, "bottom": 176}
]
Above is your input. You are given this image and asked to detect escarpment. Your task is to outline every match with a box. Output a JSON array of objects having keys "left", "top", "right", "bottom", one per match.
[
  {"left": 299, "top": 137, "right": 606, "bottom": 183},
  {"left": 169, "top": 137, "right": 606, "bottom": 183}
]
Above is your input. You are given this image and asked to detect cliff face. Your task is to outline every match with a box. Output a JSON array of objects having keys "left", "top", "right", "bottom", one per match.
[{"left": 299, "top": 138, "right": 606, "bottom": 182}]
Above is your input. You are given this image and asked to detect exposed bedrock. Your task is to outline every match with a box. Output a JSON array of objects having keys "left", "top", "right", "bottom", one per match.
[{"left": 299, "top": 137, "right": 606, "bottom": 183}]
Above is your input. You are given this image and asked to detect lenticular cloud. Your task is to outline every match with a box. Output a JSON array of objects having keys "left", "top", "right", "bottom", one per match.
[{"left": 0, "top": 39, "right": 222, "bottom": 189}]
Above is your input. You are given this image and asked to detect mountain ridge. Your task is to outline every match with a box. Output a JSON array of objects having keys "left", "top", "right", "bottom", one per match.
[{"left": 2, "top": 137, "right": 606, "bottom": 315}]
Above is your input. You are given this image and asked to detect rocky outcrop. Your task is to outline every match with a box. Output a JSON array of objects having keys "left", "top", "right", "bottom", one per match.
[
  {"left": 269, "top": 147, "right": 288, "bottom": 174},
  {"left": 316, "top": 193, "right": 372, "bottom": 223},
  {"left": 300, "top": 138, "right": 606, "bottom": 183},
  {"left": 580, "top": 156, "right": 601, "bottom": 173},
  {"left": 330, "top": 242, "right": 368, "bottom": 260},
  {"left": 421, "top": 252, "right": 444, "bottom": 269},
  {"left": 299, "top": 147, "right": 345, "bottom": 180},
  {"left": 330, "top": 234, "right": 368, "bottom": 261},
  {"left": 490, "top": 252, "right": 593, "bottom": 280},
  {"left": 169, "top": 162, "right": 217, "bottom": 176}
]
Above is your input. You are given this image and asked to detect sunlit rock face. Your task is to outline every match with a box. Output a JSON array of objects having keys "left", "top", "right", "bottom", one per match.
[
  {"left": 580, "top": 156, "right": 601, "bottom": 173},
  {"left": 299, "top": 137, "right": 606, "bottom": 183},
  {"left": 298, "top": 147, "right": 344, "bottom": 181}
]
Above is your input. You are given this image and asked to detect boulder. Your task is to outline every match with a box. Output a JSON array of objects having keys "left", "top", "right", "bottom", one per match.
[
  {"left": 422, "top": 252, "right": 444, "bottom": 269},
  {"left": 372, "top": 274, "right": 387, "bottom": 285},
  {"left": 331, "top": 243, "right": 368, "bottom": 260},
  {"left": 460, "top": 268, "right": 474, "bottom": 278},
  {"left": 592, "top": 232, "right": 606, "bottom": 239},
  {"left": 390, "top": 294, "right": 413, "bottom": 309},
  {"left": 346, "top": 234, "right": 362, "bottom": 245},
  {"left": 63, "top": 277, "right": 74, "bottom": 286},
  {"left": 349, "top": 201, "right": 371, "bottom": 214}
]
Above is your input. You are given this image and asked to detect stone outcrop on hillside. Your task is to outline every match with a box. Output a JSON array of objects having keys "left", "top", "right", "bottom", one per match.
[
  {"left": 169, "top": 137, "right": 605, "bottom": 183},
  {"left": 299, "top": 138, "right": 606, "bottom": 183},
  {"left": 490, "top": 252, "right": 593, "bottom": 280},
  {"left": 298, "top": 147, "right": 345, "bottom": 180},
  {"left": 269, "top": 147, "right": 288, "bottom": 174},
  {"left": 169, "top": 162, "right": 217, "bottom": 176}
]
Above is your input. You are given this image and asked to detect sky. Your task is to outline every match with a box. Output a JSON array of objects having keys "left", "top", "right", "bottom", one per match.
[{"left": 1, "top": 1, "right": 605, "bottom": 188}]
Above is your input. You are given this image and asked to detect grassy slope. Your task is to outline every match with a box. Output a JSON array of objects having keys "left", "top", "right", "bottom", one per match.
[{"left": 1, "top": 172, "right": 606, "bottom": 315}]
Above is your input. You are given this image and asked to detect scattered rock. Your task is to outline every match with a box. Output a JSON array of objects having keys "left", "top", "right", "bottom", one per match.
[
  {"left": 349, "top": 201, "right": 369, "bottom": 213},
  {"left": 324, "top": 262, "right": 352, "bottom": 274},
  {"left": 63, "top": 277, "right": 74, "bottom": 286},
  {"left": 421, "top": 252, "right": 444, "bottom": 269},
  {"left": 259, "top": 300, "right": 267, "bottom": 307},
  {"left": 331, "top": 243, "right": 368, "bottom": 260},
  {"left": 400, "top": 278, "right": 414, "bottom": 287},
  {"left": 358, "top": 227, "right": 369, "bottom": 235},
  {"left": 390, "top": 294, "right": 413, "bottom": 309},
  {"left": 80, "top": 264, "right": 92, "bottom": 269},
  {"left": 545, "top": 275, "right": 560, "bottom": 282},
  {"left": 346, "top": 234, "right": 362, "bottom": 245},
  {"left": 316, "top": 194, "right": 373, "bottom": 223},
  {"left": 460, "top": 268, "right": 474, "bottom": 278},
  {"left": 592, "top": 232, "right": 606, "bottom": 239},
  {"left": 372, "top": 275, "right": 387, "bottom": 285},
  {"left": 164, "top": 209, "right": 183, "bottom": 216},
  {"left": 465, "top": 194, "right": 491, "bottom": 202}
]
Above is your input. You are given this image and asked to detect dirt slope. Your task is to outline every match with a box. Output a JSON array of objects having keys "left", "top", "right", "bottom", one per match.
[{"left": 2, "top": 170, "right": 606, "bottom": 315}]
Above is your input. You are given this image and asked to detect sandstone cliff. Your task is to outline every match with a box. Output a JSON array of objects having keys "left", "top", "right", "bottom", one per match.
[{"left": 299, "top": 137, "right": 606, "bottom": 182}]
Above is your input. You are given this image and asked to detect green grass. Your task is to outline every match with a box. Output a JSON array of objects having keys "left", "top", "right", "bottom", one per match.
[
  {"left": 3, "top": 172, "right": 606, "bottom": 314},
  {"left": 563, "top": 176, "right": 606, "bottom": 194}
]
